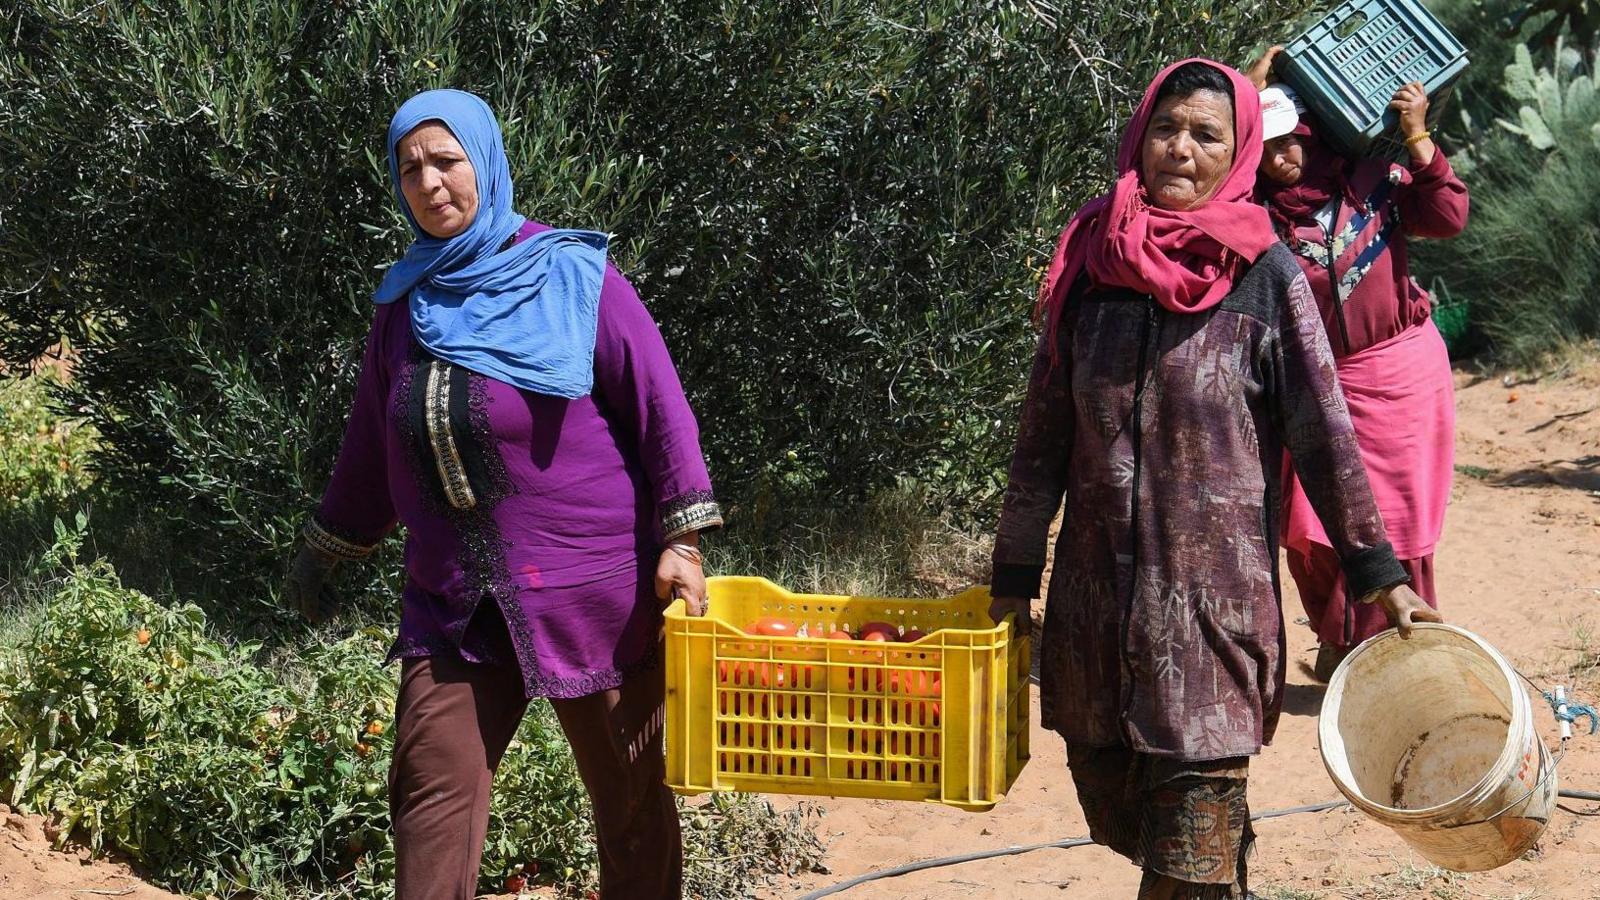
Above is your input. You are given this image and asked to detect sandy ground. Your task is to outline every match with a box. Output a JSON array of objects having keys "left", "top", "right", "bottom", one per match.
[
  {"left": 2, "top": 356, "right": 1597, "bottom": 899},
  {"left": 0, "top": 805, "right": 177, "bottom": 900}
]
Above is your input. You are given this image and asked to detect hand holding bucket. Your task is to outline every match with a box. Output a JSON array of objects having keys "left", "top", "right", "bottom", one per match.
[
  {"left": 1320, "top": 624, "right": 1562, "bottom": 872},
  {"left": 1373, "top": 583, "right": 1444, "bottom": 637}
]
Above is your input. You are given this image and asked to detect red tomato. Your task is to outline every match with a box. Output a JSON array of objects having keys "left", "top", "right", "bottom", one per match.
[
  {"left": 750, "top": 617, "right": 797, "bottom": 638},
  {"left": 732, "top": 661, "right": 781, "bottom": 689},
  {"left": 900, "top": 670, "right": 927, "bottom": 695},
  {"left": 859, "top": 622, "right": 898, "bottom": 642},
  {"left": 827, "top": 628, "right": 854, "bottom": 642},
  {"left": 901, "top": 628, "right": 927, "bottom": 643},
  {"left": 505, "top": 874, "right": 527, "bottom": 893}
]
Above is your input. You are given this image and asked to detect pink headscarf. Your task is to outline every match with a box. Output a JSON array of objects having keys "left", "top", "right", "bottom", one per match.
[{"left": 1037, "top": 59, "right": 1279, "bottom": 334}]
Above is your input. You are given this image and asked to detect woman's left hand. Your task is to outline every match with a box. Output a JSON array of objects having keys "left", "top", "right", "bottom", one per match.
[
  {"left": 1390, "top": 82, "right": 1431, "bottom": 139},
  {"left": 656, "top": 538, "right": 709, "bottom": 616},
  {"left": 1375, "top": 583, "right": 1443, "bottom": 638}
]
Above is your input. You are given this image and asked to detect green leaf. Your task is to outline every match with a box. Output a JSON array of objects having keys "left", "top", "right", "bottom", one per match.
[
  {"left": 1520, "top": 106, "right": 1557, "bottom": 150},
  {"left": 1567, "top": 76, "right": 1597, "bottom": 122},
  {"left": 1505, "top": 43, "right": 1539, "bottom": 105},
  {"left": 11, "top": 749, "right": 36, "bottom": 807}
]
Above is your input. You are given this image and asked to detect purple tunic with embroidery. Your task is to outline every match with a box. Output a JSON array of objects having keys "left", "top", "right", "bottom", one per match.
[{"left": 307, "top": 221, "right": 723, "bottom": 699}]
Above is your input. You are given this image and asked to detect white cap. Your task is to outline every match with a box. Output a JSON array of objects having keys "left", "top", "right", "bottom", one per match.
[{"left": 1260, "top": 83, "right": 1305, "bottom": 140}]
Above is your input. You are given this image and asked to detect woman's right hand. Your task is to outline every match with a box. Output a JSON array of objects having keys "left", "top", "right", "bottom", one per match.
[
  {"left": 1374, "top": 583, "right": 1442, "bottom": 638},
  {"left": 1246, "top": 45, "right": 1286, "bottom": 89},
  {"left": 989, "top": 595, "right": 1033, "bottom": 636},
  {"left": 283, "top": 543, "right": 342, "bottom": 624}
]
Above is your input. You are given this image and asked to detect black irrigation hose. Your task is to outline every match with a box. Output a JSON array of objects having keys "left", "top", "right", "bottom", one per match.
[
  {"left": 1559, "top": 788, "right": 1600, "bottom": 817},
  {"left": 796, "top": 793, "right": 1600, "bottom": 899}
]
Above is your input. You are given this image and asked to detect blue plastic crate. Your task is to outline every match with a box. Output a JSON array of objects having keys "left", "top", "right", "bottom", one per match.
[{"left": 1280, "top": 0, "right": 1468, "bottom": 160}]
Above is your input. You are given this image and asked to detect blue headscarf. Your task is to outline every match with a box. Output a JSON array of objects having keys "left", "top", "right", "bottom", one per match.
[{"left": 374, "top": 89, "right": 609, "bottom": 400}]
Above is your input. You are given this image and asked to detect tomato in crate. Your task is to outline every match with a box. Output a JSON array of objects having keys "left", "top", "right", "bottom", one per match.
[{"left": 664, "top": 576, "right": 1029, "bottom": 811}]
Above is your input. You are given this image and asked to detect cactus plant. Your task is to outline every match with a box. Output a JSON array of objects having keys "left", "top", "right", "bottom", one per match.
[{"left": 1496, "top": 41, "right": 1600, "bottom": 149}]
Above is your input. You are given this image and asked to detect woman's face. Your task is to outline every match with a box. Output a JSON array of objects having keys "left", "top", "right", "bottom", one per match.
[
  {"left": 396, "top": 122, "right": 479, "bottom": 239},
  {"left": 1140, "top": 89, "right": 1236, "bottom": 211},
  {"left": 1260, "top": 135, "right": 1306, "bottom": 187}
]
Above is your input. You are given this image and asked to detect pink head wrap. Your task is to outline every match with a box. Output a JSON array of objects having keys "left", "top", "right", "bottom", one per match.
[{"left": 1037, "top": 59, "right": 1280, "bottom": 334}]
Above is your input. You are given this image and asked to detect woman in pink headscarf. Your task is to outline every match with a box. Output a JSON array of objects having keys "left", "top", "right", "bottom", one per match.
[
  {"left": 989, "top": 59, "right": 1439, "bottom": 898},
  {"left": 1250, "top": 48, "right": 1469, "bottom": 682}
]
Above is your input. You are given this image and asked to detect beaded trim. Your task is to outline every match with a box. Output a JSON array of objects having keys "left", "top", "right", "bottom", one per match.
[
  {"left": 303, "top": 516, "right": 377, "bottom": 561},
  {"left": 387, "top": 617, "right": 510, "bottom": 668},
  {"left": 393, "top": 348, "right": 539, "bottom": 688},
  {"left": 660, "top": 489, "right": 724, "bottom": 541},
  {"left": 424, "top": 358, "right": 478, "bottom": 511},
  {"left": 523, "top": 639, "right": 663, "bottom": 700}
]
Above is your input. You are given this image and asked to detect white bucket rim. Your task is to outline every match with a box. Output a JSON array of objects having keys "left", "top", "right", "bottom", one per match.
[{"left": 1318, "top": 623, "right": 1533, "bottom": 821}]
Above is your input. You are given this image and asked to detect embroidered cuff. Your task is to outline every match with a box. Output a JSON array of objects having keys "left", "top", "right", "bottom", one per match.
[
  {"left": 1342, "top": 542, "right": 1409, "bottom": 602},
  {"left": 304, "top": 515, "right": 380, "bottom": 562},
  {"left": 991, "top": 563, "right": 1046, "bottom": 600},
  {"left": 660, "top": 490, "right": 724, "bottom": 541}
]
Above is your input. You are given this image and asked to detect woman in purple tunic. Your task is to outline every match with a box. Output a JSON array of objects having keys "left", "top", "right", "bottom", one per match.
[{"left": 281, "top": 90, "right": 721, "bottom": 900}]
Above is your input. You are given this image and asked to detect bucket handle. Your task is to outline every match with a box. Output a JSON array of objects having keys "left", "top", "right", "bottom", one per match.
[
  {"left": 1448, "top": 739, "right": 1565, "bottom": 829},
  {"left": 1453, "top": 669, "right": 1600, "bottom": 827}
]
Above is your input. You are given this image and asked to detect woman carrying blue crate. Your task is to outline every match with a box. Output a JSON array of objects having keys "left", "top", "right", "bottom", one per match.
[{"left": 1247, "top": 47, "right": 1469, "bottom": 682}]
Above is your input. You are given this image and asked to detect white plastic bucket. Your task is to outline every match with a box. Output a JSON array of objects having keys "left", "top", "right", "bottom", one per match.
[{"left": 1319, "top": 624, "right": 1557, "bottom": 872}]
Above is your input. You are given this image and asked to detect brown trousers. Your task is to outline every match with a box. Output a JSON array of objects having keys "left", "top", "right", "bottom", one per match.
[{"left": 389, "top": 652, "right": 681, "bottom": 900}]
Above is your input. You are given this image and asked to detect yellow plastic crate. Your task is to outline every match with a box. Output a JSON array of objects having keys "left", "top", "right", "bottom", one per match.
[{"left": 664, "top": 576, "right": 1029, "bottom": 811}]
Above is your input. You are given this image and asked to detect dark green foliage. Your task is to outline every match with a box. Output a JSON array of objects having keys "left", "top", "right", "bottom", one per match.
[
  {"left": 1428, "top": 0, "right": 1523, "bottom": 136},
  {"left": 1506, "top": 0, "right": 1600, "bottom": 56},
  {"left": 1415, "top": 2, "right": 1600, "bottom": 363},
  {"left": 0, "top": 1, "right": 1299, "bottom": 600},
  {"left": 1414, "top": 37, "right": 1600, "bottom": 360}
]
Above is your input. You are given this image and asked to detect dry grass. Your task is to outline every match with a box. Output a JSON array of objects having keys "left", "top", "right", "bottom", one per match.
[
  {"left": 1310, "top": 862, "right": 1553, "bottom": 900},
  {"left": 709, "top": 488, "right": 993, "bottom": 599},
  {"left": 1259, "top": 887, "right": 1324, "bottom": 900}
]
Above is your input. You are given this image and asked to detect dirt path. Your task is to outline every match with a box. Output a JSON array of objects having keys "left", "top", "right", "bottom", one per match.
[
  {"left": 2, "top": 359, "right": 1597, "bottom": 899},
  {"left": 0, "top": 806, "right": 177, "bottom": 899},
  {"left": 783, "top": 358, "right": 1600, "bottom": 900}
]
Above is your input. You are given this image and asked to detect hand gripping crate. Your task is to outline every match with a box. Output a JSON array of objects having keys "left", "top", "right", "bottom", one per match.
[
  {"left": 664, "top": 577, "right": 1030, "bottom": 811},
  {"left": 1280, "top": 0, "right": 1468, "bottom": 160}
]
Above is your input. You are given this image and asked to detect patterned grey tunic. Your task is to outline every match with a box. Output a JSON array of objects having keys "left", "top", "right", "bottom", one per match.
[{"left": 992, "top": 244, "right": 1406, "bottom": 761}]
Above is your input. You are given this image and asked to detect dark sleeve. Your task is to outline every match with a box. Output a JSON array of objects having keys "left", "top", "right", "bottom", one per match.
[
  {"left": 990, "top": 328, "right": 1074, "bottom": 599},
  {"left": 1398, "top": 150, "right": 1469, "bottom": 240},
  {"left": 1269, "top": 272, "right": 1408, "bottom": 600},
  {"left": 592, "top": 267, "right": 723, "bottom": 541},
  {"left": 308, "top": 309, "right": 399, "bottom": 560}
]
